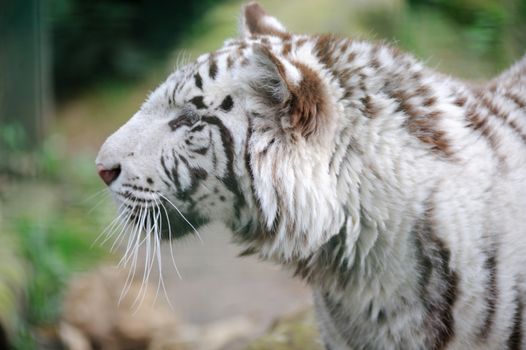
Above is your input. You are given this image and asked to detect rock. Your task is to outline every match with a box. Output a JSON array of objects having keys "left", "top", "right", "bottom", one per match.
[
  {"left": 60, "top": 266, "right": 186, "bottom": 350},
  {"left": 244, "top": 309, "right": 323, "bottom": 350}
]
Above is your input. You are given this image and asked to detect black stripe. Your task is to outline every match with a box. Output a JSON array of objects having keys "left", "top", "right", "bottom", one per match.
[
  {"left": 241, "top": 116, "right": 280, "bottom": 239},
  {"left": 160, "top": 154, "right": 177, "bottom": 186},
  {"left": 169, "top": 115, "right": 193, "bottom": 131},
  {"left": 190, "top": 96, "right": 207, "bottom": 109},
  {"left": 507, "top": 291, "right": 523, "bottom": 350},
  {"left": 412, "top": 203, "right": 458, "bottom": 350},
  {"left": 194, "top": 73, "right": 203, "bottom": 90},
  {"left": 192, "top": 146, "right": 209, "bottom": 155},
  {"left": 478, "top": 249, "right": 498, "bottom": 340},
  {"left": 122, "top": 183, "right": 155, "bottom": 193},
  {"left": 220, "top": 95, "right": 234, "bottom": 112},
  {"left": 190, "top": 124, "right": 205, "bottom": 132},
  {"left": 170, "top": 151, "right": 181, "bottom": 190},
  {"left": 172, "top": 83, "right": 178, "bottom": 105},
  {"left": 294, "top": 223, "right": 349, "bottom": 286},
  {"left": 177, "top": 155, "right": 207, "bottom": 199},
  {"left": 209, "top": 55, "right": 218, "bottom": 80},
  {"left": 202, "top": 115, "right": 245, "bottom": 217},
  {"left": 241, "top": 117, "right": 260, "bottom": 239}
]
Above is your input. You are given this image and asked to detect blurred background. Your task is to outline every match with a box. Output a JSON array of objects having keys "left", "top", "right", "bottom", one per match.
[{"left": 0, "top": 0, "right": 525, "bottom": 349}]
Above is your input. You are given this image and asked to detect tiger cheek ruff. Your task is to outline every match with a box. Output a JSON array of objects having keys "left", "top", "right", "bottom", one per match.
[{"left": 96, "top": 2, "right": 526, "bottom": 349}]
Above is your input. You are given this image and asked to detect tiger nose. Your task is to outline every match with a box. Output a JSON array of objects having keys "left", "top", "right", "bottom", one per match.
[{"left": 97, "top": 164, "right": 121, "bottom": 186}]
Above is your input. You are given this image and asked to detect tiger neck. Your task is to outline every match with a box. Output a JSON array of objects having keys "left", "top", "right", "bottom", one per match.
[{"left": 295, "top": 36, "right": 466, "bottom": 307}]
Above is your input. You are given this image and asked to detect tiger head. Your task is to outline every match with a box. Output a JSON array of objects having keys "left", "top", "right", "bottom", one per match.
[{"left": 96, "top": 2, "right": 346, "bottom": 262}]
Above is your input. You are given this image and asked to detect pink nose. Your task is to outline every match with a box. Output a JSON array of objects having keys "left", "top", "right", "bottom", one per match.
[{"left": 97, "top": 164, "right": 121, "bottom": 186}]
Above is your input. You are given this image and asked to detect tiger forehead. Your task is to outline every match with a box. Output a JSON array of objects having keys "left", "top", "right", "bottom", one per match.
[
  {"left": 172, "top": 33, "right": 308, "bottom": 90},
  {"left": 164, "top": 34, "right": 312, "bottom": 109}
]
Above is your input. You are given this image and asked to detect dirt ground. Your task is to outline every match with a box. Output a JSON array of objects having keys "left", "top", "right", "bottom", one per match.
[{"left": 157, "top": 222, "right": 313, "bottom": 346}]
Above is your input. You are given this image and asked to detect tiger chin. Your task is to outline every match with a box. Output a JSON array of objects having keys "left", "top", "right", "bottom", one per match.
[{"left": 96, "top": 2, "right": 526, "bottom": 349}]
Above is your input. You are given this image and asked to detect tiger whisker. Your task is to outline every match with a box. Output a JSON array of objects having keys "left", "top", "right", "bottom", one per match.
[
  {"left": 151, "top": 204, "right": 163, "bottom": 305},
  {"left": 132, "top": 210, "right": 158, "bottom": 310},
  {"left": 154, "top": 228, "right": 174, "bottom": 310},
  {"left": 92, "top": 201, "right": 127, "bottom": 248},
  {"left": 158, "top": 192, "right": 203, "bottom": 243},
  {"left": 119, "top": 205, "right": 146, "bottom": 305},
  {"left": 86, "top": 189, "right": 112, "bottom": 215},
  {"left": 157, "top": 197, "right": 183, "bottom": 279},
  {"left": 101, "top": 203, "right": 136, "bottom": 248},
  {"left": 131, "top": 213, "right": 151, "bottom": 311},
  {"left": 81, "top": 187, "right": 110, "bottom": 206},
  {"left": 119, "top": 204, "right": 145, "bottom": 267},
  {"left": 109, "top": 208, "right": 136, "bottom": 253},
  {"left": 153, "top": 203, "right": 174, "bottom": 308}
]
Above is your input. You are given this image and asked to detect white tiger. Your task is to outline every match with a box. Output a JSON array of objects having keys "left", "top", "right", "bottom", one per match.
[{"left": 96, "top": 2, "right": 526, "bottom": 349}]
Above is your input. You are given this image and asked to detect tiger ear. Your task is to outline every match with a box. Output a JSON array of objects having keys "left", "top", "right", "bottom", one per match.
[
  {"left": 248, "top": 45, "right": 327, "bottom": 138},
  {"left": 248, "top": 45, "right": 292, "bottom": 106},
  {"left": 239, "top": 2, "right": 288, "bottom": 38}
]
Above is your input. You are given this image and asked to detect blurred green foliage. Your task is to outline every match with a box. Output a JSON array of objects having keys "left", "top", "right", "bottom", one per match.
[
  {"left": 7, "top": 199, "right": 114, "bottom": 349},
  {"left": 359, "top": 0, "right": 525, "bottom": 79},
  {"left": 1, "top": 138, "right": 115, "bottom": 348},
  {"left": 50, "top": 0, "right": 226, "bottom": 99},
  {"left": 407, "top": 0, "right": 525, "bottom": 69}
]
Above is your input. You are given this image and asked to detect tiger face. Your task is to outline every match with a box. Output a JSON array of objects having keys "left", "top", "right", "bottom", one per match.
[
  {"left": 96, "top": 59, "right": 251, "bottom": 238},
  {"left": 96, "top": 2, "right": 345, "bottom": 261}
]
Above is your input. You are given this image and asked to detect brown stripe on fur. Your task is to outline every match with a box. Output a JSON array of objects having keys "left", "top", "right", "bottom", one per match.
[
  {"left": 465, "top": 105, "right": 507, "bottom": 166},
  {"left": 312, "top": 35, "right": 359, "bottom": 101},
  {"left": 392, "top": 89, "right": 454, "bottom": 157},
  {"left": 339, "top": 40, "right": 349, "bottom": 54},
  {"left": 361, "top": 94, "right": 380, "bottom": 118},
  {"left": 415, "top": 84, "right": 432, "bottom": 98},
  {"left": 314, "top": 34, "right": 338, "bottom": 69},
  {"left": 476, "top": 91, "right": 526, "bottom": 144},
  {"left": 413, "top": 70, "right": 423, "bottom": 81},
  {"left": 260, "top": 37, "right": 271, "bottom": 47},
  {"left": 454, "top": 95, "right": 467, "bottom": 107},
  {"left": 289, "top": 61, "right": 328, "bottom": 137},
  {"left": 504, "top": 91, "right": 526, "bottom": 110},
  {"left": 371, "top": 56, "right": 381, "bottom": 70},
  {"left": 423, "top": 96, "right": 437, "bottom": 107},
  {"left": 295, "top": 37, "right": 307, "bottom": 47},
  {"left": 282, "top": 41, "right": 292, "bottom": 56}
]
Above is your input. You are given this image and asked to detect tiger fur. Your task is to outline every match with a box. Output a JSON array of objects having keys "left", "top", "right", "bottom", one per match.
[{"left": 96, "top": 2, "right": 526, "bottom": 349}]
